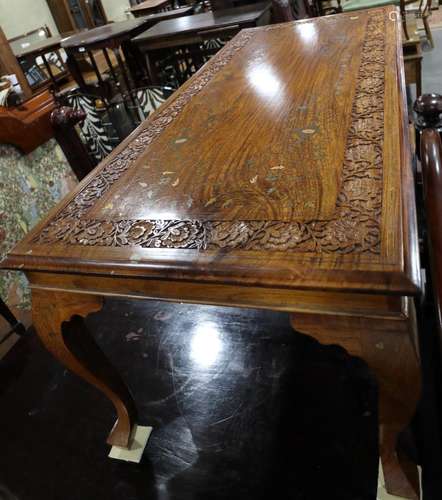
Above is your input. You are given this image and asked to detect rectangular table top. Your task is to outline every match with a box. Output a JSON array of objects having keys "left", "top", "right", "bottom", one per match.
[
  {"left": 130, "top": 5, "right": 194, "bottom": 21},
  {"left": 4, "top": 7, "right": 420, "bottom": 296},
  {"left": 11, "top": 35, "right": 64, "bottom": 59},
  {"left": 61, "top": 17, "right": 155, "bottom": 50},
  {"left": 134, "top": 2, "right": 271, "bottom": 44},
  {"left": 130, "top": 0, "right": 172, "bottom": 13}
]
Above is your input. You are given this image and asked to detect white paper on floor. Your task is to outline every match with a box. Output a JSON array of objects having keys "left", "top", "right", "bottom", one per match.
[{"left": 108, "top": 425, "right": 152, "bottom": 463}]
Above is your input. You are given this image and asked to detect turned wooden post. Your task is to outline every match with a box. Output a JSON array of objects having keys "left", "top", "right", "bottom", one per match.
[
  {"left": 414, "top": 93, "right": 442, "bottom": 159},
  {"left": 414, "top": 93, "right": 442, "bottom": 128},
  {"left": 51, "top": 105, "right": 96, "bottom": 181},
  {"left": 414, "top": 93, "right": 442, "bottom": 340}
]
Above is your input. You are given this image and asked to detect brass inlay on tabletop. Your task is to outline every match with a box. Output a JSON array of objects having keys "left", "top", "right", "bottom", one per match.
[{"left": 34, "top": 11, "right": 386, "bottom": 254}]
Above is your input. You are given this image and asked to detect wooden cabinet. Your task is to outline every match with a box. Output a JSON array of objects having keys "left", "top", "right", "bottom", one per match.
[{"left": 46, "top": 0, "right": 108, "bottom": 34}]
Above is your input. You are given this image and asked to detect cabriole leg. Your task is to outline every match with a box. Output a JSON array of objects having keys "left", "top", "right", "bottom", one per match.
[
  {"left": 291, "top": 301, "right": 421, "bottom": 499},
  {"left": 32, "top": 288, "right": 137, "bottom": 448}
]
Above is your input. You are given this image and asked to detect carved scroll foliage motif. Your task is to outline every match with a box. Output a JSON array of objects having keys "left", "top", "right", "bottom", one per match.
[{"left": 34, "top": 12, "right": 385, "bottom": 254}]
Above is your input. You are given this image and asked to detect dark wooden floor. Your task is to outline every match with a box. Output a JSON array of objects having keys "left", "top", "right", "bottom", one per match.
[{"left": 0, "top": 299, "right": 381, "bottom": 500}]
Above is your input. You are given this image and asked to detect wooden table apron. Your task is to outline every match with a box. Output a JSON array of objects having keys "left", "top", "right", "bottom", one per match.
[{"left": 4, "top": 7, "right": 421, "bottom": 499}]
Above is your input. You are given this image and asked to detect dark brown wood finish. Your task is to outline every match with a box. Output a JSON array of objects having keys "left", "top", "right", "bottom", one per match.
[
  {"left": 10, "top": 34, "right": 65, "bottom": 59},
  {"left": 50, "top": 105, "right": 96, "bottom": 180},
  {"left": 129, "top": 5, "right": 194, "bottom": 22},
  {"left": 129, "top": 0, "right": 173, "bottom": 16},
  {"left": 415, "top": 92, "right": 442, "bottom": 128},
  {"left": 420, "top": 125, "right": 442, "bottom": 350},
  {"left": 61, "top": 17, "right": 158, "bottom": 51},
  {"left": 134, "top": 2, "right": 271, "bottom": 49},
  {"left": 9, "top": 27, "right": 71, "bottom": 92},
  {"left": 4, "top": 8, "right": 421, "bottom": 498},
  {"left": 61, "top": 16, "right": 156, "bottom": 92}
]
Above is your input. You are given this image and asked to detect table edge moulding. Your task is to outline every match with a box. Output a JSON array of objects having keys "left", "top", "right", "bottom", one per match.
[{"left": 3, "top": 7, "right": 422, "bottom": 499}]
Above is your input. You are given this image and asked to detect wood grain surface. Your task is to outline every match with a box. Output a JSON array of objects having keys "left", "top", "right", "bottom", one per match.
[
  {"left": 3, "top": 11, "right": 422, "bottom": 497},
  {"left": 4, "top": 7, "right": 420, "bottom": 297}
]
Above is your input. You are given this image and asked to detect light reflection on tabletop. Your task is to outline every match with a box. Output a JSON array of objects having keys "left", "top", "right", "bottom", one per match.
[
  {"left": 296, "top": 22, "right": 318, "bottom": 43},
  {"left": 247, "top": 64, "right": 283, "bottom": 100}
]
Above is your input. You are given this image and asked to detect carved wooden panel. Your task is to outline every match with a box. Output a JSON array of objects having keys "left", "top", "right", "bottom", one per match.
[{"left": 33, "top": 10, "right": 386, "bottom": 254}]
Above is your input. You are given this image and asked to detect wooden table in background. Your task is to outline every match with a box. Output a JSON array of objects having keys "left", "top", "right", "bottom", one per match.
[
  {"left": 129, "top": 5, "right": 195, "bottom": 22},
  {"left": 135, "top": 2, "right": 271, "bottom": 50},
  {"left": 129, "top": 0, "right": 174, "bottom": 16},
  {"left": 10, "top": 34, "right": 65, "bottom": 59},
  {"left": 4, "top": 7, "right": 421, "bottom": 499},
  {"left": 61, "top": 17, "right": 156, "bottom": 92},
  {"left": 135, "top": 2, "right": 271, "bottom": 83}
]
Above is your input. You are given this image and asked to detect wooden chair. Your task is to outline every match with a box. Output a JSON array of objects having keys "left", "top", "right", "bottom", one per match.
[
  {"left": 53, "top": 86, "right": 174, "bottom": 168},
  {"left": 55, "top": 90, "right": 122, "bottom": 165}
]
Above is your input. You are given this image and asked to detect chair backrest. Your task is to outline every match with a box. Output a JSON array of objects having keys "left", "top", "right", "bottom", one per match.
[
  {"left": 127, "top": 86, "right": 174, "bottom": 120},
  {"left": 59, "top": 91, "right": 118, "bottom": 163},
  {"left": 56, "top": 86, "right": 175, "bottom": 164}
]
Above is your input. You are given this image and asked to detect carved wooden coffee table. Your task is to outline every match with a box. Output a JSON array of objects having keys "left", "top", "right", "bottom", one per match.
[{"left": 4, "top": 7, "right": 421, "bottom": 499}]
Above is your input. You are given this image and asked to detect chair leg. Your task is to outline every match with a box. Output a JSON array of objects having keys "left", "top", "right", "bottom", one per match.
[
  {"left": 423, "top": 16, "right": 434, "bottom": 48},
  {"left": 402, "top": 12, "right": 410, "bottom": 41}
]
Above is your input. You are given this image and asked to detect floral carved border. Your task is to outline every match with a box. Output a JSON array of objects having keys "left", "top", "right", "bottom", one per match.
[{"left": 34, "top": 12, "right": 385, "bottom": 254}]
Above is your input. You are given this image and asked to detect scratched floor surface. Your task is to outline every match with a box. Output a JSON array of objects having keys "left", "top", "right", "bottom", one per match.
[{"left": 0, "top": 298, "right": 383, "bottom": 500}]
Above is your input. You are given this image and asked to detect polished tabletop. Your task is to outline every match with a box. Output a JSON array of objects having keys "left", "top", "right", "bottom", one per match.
[
  {"left": 11, "top": 35, "right": 65, "bottom": 58},
  {"left": 134, "top": 2, "right": 271, "bottom": 42},
  {"left": 129, "top": 0, "right": 172, "bottom": 12},
  {"left": 130, "top": 5, "right": 194, "bottom": 22},
  {"left": 61, "top": 17, "right": 154, "bottom": 49},
  {"left": 5, "top": 7, "right": 418, "bottom": 296}
]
